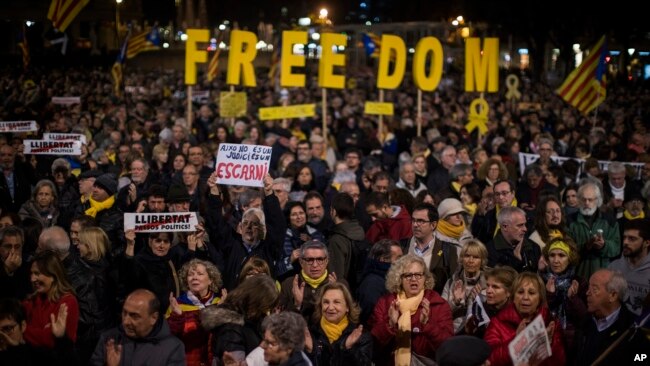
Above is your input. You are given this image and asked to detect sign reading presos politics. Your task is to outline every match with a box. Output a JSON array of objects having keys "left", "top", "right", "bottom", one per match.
[
  {"left": 0, "top": 120, "right": 39, "bottom": 133},
  {"left": 215, "top": 143, "right": 271, "bottom": 187},
  {"left": 124, "top": 212, "right": 199, "bottom": 233},
  {"left": 43, "top": 133, "right": 87, "bottom": 144},
  {"left": 24, "top": 140, "right": 82, "bottom": 155}
]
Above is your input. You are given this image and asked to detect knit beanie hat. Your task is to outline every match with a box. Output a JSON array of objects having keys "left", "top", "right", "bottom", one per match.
[{"left": 94, "top": 174, "right": 118, "bottom": 196}]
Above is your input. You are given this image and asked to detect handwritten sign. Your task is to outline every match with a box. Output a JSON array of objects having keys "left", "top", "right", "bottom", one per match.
[
  {"left": 364, "top": 102, "right": 394, "bottom": 116},
  {"left": 259, "top": 104, "right": 315, "bottom": 121},
  {"left": 215, "top": 143, "right": 271, "bottom": 187},
  {"left": 24, "top": 140, "right": 82, "bottom": 155},
  {"left": 0, "top": 120, "right": 38, "bottom": 133},
  {"left": 124, "top": 212, "right": 199, "bottom": 232},
  {"left": 51, "top": 97, "right": 81, "bottom": 105},
  {"left": 220, "top": 91, "right": 247, "bottom": 118},
  {"left": 43, "top": 133, "right": 87, "bottom": 144},
  {"left": 508, "top": 314, "right": 552, "bottom": 366}
]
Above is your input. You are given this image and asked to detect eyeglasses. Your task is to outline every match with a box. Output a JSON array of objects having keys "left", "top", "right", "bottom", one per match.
[
  {"left": 301, "top": 257, "right": 327, "bottom": 265},
  {"left": 261, "top": 338, "right": 279, "bottom": 349},
  {"left": 411, "top": 219, "right": 431, "bottom": 226},
  {"left": 494, "top": 191, "right": 512, "bottom": 197},
  {"left": 401, "top": 272, "right": 424, "bottom": 281},
  {"left": 0, "top": 323, "right": 18, "bottom": 333}
]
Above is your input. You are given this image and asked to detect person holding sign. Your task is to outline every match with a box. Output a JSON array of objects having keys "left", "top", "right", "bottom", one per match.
[
  {"left": 205, "top": 171, "right": 286, "bottom": 290},
  {"left": 484, "top": 272, "right": 565, "bottom": 366}
]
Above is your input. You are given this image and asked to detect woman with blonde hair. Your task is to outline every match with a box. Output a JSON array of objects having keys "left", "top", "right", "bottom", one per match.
[
  {"left": 369, "top": 254, "right": 453, "bottom": 366},
  {"left": 308, "top": 282, "right": 372, "bottom": 366},
  {"left": 441, "top": 239, "right": 488, "bottom": 333},
  {"left": 76, "top": 226, "right": 109, "bottom": 263}
]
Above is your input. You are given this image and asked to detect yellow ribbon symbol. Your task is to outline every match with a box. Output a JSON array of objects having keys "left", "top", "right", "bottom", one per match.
[
  {"left": 505, "top": 74, "right": 521, "bottom": 100},
  {"left": 466, "top": 98, "right": 489, "bottom": 135}
]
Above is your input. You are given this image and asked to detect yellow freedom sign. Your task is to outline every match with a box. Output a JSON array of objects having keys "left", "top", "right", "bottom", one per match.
[
  {"left": 259, "top": 104, "right": 316, "bottom": 121},
  {"left": 364, "top": 102, "right": 394, "bottom": 116},
  {"left": 220, "top": 92, "right": 247, "bottom": 118}
]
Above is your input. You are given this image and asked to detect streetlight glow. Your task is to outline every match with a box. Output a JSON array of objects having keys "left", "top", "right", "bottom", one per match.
[
  {"left": 115, "top": 0, "right": 123, "bottom": 4},
  {"left": 319, "top": 8, "right": 328, "bottom": 18}
]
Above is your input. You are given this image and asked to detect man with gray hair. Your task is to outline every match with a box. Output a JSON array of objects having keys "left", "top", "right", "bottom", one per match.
[
  {"left": 575, "top": 269, "right": 649, "bottom": 366},
  {"left": 395, "top": 162, "right": 427, "bottom": 198},
  {"left": 436, "top": 163, "right": 474, "bottom": 202},
  {"left": 427, "top": 145, "right": 457, "bottom": 193},
  {"left": 272, "top": 177, "right": 292, "bottom": 210},
  {"left": 568, "top": 181, "right": 620, "bottom": 279},
  {"left": 603, "top": 161, "right": 640, "bottom": 219},
  {"left": 486, "top": 206, "right": 541, "bottom": 272}
]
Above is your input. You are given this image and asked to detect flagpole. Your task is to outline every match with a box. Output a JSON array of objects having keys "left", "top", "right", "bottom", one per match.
[
  {"left": 378, "top": 89, "right": 384, "bottom": 144},
  {"left": 478, "top": 92, "right": 484, "bottom": 145},
  {"left": 417, "top": 89, "right": 422, "bottom": 137},
  {"left": 230, "top": 85, "right": 235, "bottom": 127},
  {"left": 187, "top": 86, "right": 193, "bottom": 131},
  {"left": 322, "top": 88, "right": 328, "bottom": 142}
]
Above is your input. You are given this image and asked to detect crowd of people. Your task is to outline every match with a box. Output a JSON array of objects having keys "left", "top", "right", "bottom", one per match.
[{"left": 1, "top": 62, "right": 650, "bottom": 366}]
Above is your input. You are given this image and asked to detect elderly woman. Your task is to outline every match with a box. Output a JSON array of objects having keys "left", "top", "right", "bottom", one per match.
[
  {"left": 484, "top": 272, "right": 565, "bottom": 366},
  {"left": 22, "top": 250, "right": 79, "bottom": 349},
  {"left": 18, "top": 180, "right": 59, "bottom": 228},
  {"left": 260, "top": 312, "right": 311, "bottom": 366},
  {"left": 202, "top": 275, "right": 280, "bottom": 366},
  {"left": 167, "top": 259, "right": 224, "bottom": 366},
  {"left": 477, "top": 158, "right": 508, "bottom": 187},
  {"left": 369, "top": 254, "right": 453, "bottom": 366},
  {"left": 539, "top": 237, "right": 587, "bottom": 363},
  {"left": 441, "top": 239, "right": 488, "bottom": 333},
  {"left": 277, "top": 202, "right": 325, "bottom": 280},
  {"left": 308, "top": 282, "right": 372, "bottom": 366},
  {"left": 432, "top": 198, "right": 473, "bottom": 293}
]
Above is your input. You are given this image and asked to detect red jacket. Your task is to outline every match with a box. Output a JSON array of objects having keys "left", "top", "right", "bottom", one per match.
[
  {"left": 369, "top": 289, "right": 453, "bottom": 366},
  {"left": 366, "top": 205, "right": 413, "bottom": 244},
  {"left": 484, "top": 302, "right": 566, "bottom": 366},
  {"left": 23, "top": 293, "right": 79, "bottom": 349}
]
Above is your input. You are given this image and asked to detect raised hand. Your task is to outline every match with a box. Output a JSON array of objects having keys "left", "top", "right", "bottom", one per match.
[
  {"left": 135, "top": 199, "right": 147, "bottom": 213},
  {"left": 218, "top": 288, "right": 228, "bottom": 304},
  {"left": 304, "top": 326, "right": 314, "bottom": 353},
  {"left": 208, "top": 171, "right": 220, "bottom": 195},
  {"left": 169, "top": 293, "right": 182, "bottom": 315},
  {"left": 388, "top": 300, "right": 400, "bottom": 329},
  {"left": 516, "top": 319, "right": 530, "bottom": 335},
  {"left": 452, "top": 279, "right": 465, "bottom": 305},
  {"left": 328, "top": 271, "right": 337, "bottom": 283},
  {"left": 3, "top": 249, "right": 21, "bottom": 274},
  {"left": 419, "top": 298, "right": 430, "bottom": 324},
  {"left": 50, "top": 303, "right": 68, "bottom": 338},
  {"left": 345, "top": 325, "right": 364, "bottom": 349},
  {"left": 292, "top": 275, "right": 305, "bottom": 308},
  {"left": 124, "top": 229, "right": 136, "bottom": 257},
  {"left": 545, "top": 276, "right": 556, "bottom": 294},
  {"left": 263, "top": 173, "right": 274, "bottom": 196},
  {"left": 105, "top": 338, "right": 123, "bottom": 366},
  {"left": 567, "top": 280, "right": 579, "bottom": 298}
]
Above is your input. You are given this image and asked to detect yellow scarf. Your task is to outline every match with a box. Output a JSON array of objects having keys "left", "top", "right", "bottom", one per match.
[
  {"left": 624, "top": 210, "right": 645, "bottom": 220},
  {"left": 320, "top": 316, "right": 349, "bottom": 344},
  {"left": 494, "top": 198, "right": 518, "bottom": 236},
  {"left": 395, "top": 290, "right": 425, "bottom": 366},
  {"left": 464, "top": 203, "right": 477, "bottom": 217},
  {"left": 85, "top": 195, "right": 115, "bottom": 218},
  {"left": 302, "top": 270, "right": 328, "bottom": 289},
  {"left": 451, "top": 181, "right": 461, "bottom": 193},
  {"left": 437, "top": 219, "right": 466, "bottom": 239}
]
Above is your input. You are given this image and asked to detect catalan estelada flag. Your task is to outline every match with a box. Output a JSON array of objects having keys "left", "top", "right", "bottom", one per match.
[
  {"left": 126, "top": 27, "right": 161, "bottom": 59},
  {"left": 112, "top": 30, "right": 130, "bottom": 98},
  {"left": 556, "top": 35, "right": 608, "bottom": 116},
  {"left": 362, "top": 32, "right": 381, "bottom": 58},
  {"left": 207, "top": 33, "right": 225, "bottom": 82},
  {"left": 47, "top": 0, "right": 90, "bottom": 32},
  {"left": 18, "top": 26, "right": 29, "bottom": 71}
]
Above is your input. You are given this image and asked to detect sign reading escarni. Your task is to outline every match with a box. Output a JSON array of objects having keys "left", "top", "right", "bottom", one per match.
[
  {"left": 0, "top": 120, "right": 39, "bottom": 133},
  {"left": 215, "top": 143, "right": 271, "bottom": 187},
  {"left": 23, "top": 140, "right": 82, "bottom": 155},
  {"left": 124, "top": 212, "right": 199, "bottom": 232}
]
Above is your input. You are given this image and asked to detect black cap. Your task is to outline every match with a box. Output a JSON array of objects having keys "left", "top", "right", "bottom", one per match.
[
  {"left": 79, "top": 169, "right": 102, "bottom": 180},
  {"left": 93, "top": 174, "right": 118, "bottom": 196},
  {"left": 166, "top": 184, "right": 191, "bottom": 203},
  {"left": 274, "top": 127, "right": 292, "bottom": 139},
  {"left": 436, "top": 336, "right": 491, "bottom": 366}
]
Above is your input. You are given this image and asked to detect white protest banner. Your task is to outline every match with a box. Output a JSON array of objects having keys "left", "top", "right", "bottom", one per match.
[
  {"left": 51, "top": 97, "right": 81, "bottom": 105},
  {"left": 43, "top": 133, "right": 87, "bottom": 144},
  {"left": 518, "top": 152, "right": 644, "bottom": 179},
  {"left": 192, "top": 90, "right": 210, "bottom": 102},
  {"left": 124, "top": 212, "right": 199, "bottom": 233},
  {"left": 0, "top": 120, "right": 38, "bottom": 133},
  {"left": 215, "top": 143, "right": 271, "bottom": 187},
  {"left": 24, "top": 140, "right": 82, "bottom": 155},
  {"left": 508, "top": 314, "right": 552, "bottom": 366}
]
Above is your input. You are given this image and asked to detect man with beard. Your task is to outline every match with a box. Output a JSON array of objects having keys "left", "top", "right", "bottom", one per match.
[
  {"left": 568, "top": 180, "right": 620, "bottom": 279},
  {"left": 608, "top": 219, "right": 650, "bottom": 315},
  {"left": 116, "top": 158, "right": 153, "bottom": 212}
]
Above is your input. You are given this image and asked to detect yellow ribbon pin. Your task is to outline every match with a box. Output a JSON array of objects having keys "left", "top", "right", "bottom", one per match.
[
  {"left": 505, "top": 74, "right": 521, "bottom": 100},
  {"left": 465, "top": 98, "right": 489, "bottom": 134}
]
